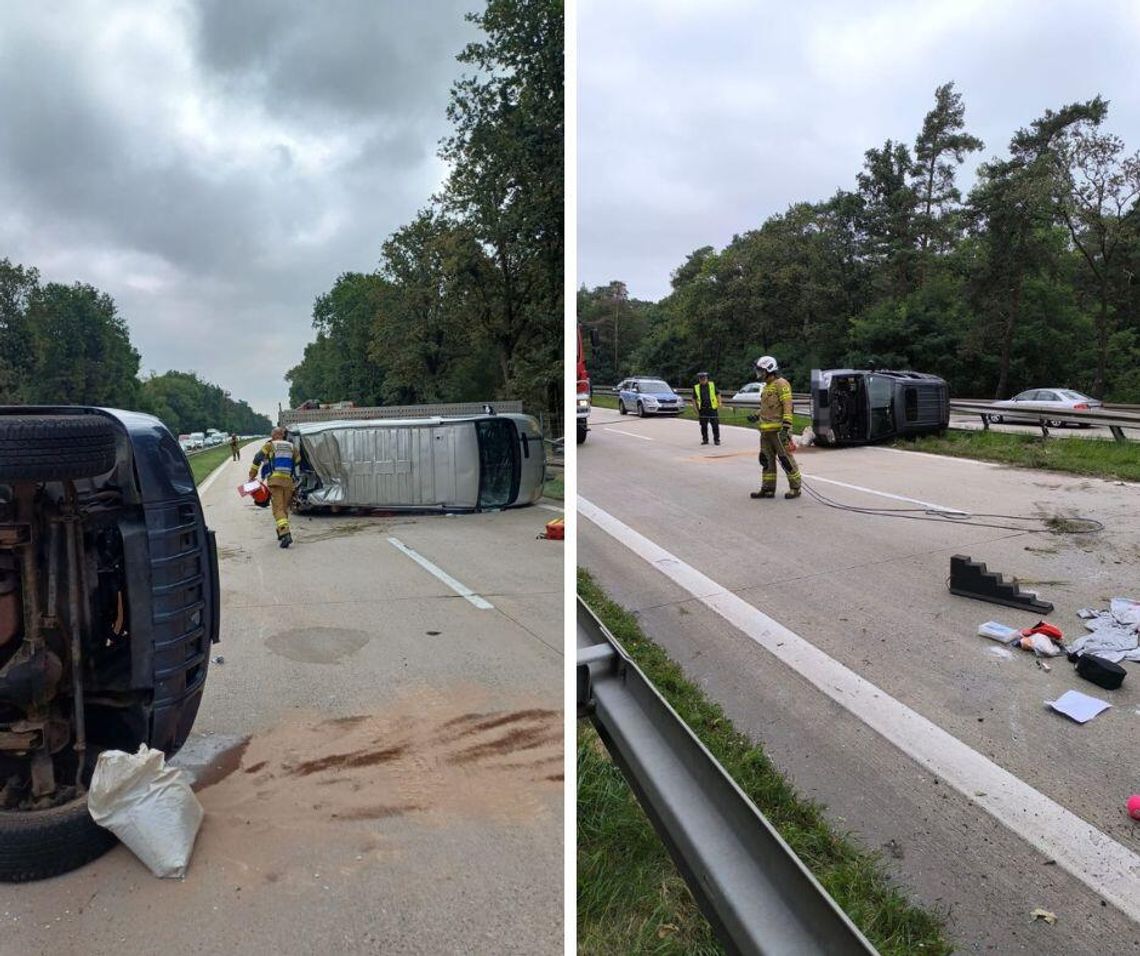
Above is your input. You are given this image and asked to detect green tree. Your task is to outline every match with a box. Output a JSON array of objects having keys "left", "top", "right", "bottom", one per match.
[
  {"left": 1053, "top": 123, "right": 1140, "bottom": 396},
  {"left": 438, "top": 0, "right": 563, "bottom": 412},
  {"left": 911, "top": 82, "right": 984, "bottom": 283}
]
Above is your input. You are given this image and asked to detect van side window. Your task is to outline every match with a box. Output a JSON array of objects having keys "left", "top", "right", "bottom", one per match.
[{"left": 904, "top": 386, "right": 918, "bottom": 423}]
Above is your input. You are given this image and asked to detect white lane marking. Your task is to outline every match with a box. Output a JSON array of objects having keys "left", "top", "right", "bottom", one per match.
[
  {"left": 539, "top": 503, "right": 565, "bottom": 513},
  {"left": 604, "top": 427, "right": 654, "bottom": 441},
  {"left": 387, "top": 537, "right": 493, "bottom": 609},
  {"left": 807, "top": 475, "right": 967, "bottom": 514},
  {"left": 578, "top": 495, "right": 1140, "bottom": 923},
  {"left": 872, "top": 446, "right": 999, "bottom": 467}
]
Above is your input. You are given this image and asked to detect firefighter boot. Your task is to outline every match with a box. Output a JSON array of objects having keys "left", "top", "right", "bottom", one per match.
[
  {"left": 784, "top": 488, "right": 801, "bottom": 500},
  {"left": 279, "top": 532, "right": 293, "bottom": 549},
  {"left": 750, "top": 489, "right": 775, "bottom": 499}
]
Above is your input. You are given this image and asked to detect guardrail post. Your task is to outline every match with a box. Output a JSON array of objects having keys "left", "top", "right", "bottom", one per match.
[{"left": 1110, "top": 425, "right": 1126, "bottom": 442}]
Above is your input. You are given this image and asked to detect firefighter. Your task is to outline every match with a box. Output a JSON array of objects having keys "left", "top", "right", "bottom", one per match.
[
  {"left": 747, "top": 355, "right": 801, "bottom": 499},
  {"left": 694, "top": 371, "right": 721, "bottom": 446},
  {"left": 229, "top": 433, "right": 240, "bottom": 461},
  {"left": 249, "top": 427, "right": 300, "bottom": 547}
]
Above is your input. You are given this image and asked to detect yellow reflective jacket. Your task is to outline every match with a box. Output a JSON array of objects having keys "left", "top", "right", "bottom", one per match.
[
  {"left": 758, "top": 377, "right": 793, "bottom": 431},
  {"left": 250, "top": 439, "right": 299, "bottom": 481},
  {"left": 693, "top": 381, "right": 719, "bottom": 411}
]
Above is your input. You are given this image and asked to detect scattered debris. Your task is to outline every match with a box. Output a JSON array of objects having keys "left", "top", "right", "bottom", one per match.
[
  {"left": 1068, "top": 597, "right": 1140, "bottom": 664},
  {"left": 1030, "top": 908, "right": 1057, "bottom": 925},
  {"left": 978, "top": 621, "right": 1021, "bottom": 644},
  {"left": 949, "top": 555, "right": 1053, "bottom": 613},
  {"left": 212, "top": 655, "right": 225, "bottom": 665},
  {"left": 1036, "top": 659, "right": 1051, "bottom": 672},
  {"left": 1127, "top": 794, "right": 1140, "bottom": 821},
  {"left": 1075, "top": 654, "right": 1126, "bottom": 690},
  {"left": 1045, "top": 690, "right": 1111, "bottom": 724}
]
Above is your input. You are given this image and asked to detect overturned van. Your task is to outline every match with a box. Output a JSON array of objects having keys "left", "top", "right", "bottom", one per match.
[
  {"left": 287, "top": 413, "right": 545, "bottom": 512},
  {"left": 811, "top": 369, "right": 949, "bottom": 446}
]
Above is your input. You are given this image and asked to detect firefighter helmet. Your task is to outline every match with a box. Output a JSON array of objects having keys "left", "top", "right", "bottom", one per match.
[{"left": 755, "top": 355, "right": 778, "bottom": 375}]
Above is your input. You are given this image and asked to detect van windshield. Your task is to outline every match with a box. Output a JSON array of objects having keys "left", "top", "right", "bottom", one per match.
[{"left": 476, "top": 419, "right": 521, "bottom": 509}]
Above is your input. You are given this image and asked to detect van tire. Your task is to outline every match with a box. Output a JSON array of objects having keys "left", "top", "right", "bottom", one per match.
[
  {"left": 0, "top": 415, "right": 117, "bottom": 482},
  {"left": 576, "top": 420, "right": 588, "bottom": 444},
  {"left": 0, "top": 798, "right": 118, "bottom": 882}
]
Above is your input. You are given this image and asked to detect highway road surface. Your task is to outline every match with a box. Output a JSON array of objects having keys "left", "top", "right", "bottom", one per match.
[
  {"left": 580, "top": 409, "right": 1140, "bottom": 955},
  {"left": 0, "top": 449, "right": 564, "bottom": 956}
]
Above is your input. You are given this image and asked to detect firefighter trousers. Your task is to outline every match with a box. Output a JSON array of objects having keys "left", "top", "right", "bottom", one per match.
[
  {"left": 266, "top": 475, "right": 294, "bottom": 539},
  {"left": 759, "top": 430, "right": 801, "bottom": 492}
]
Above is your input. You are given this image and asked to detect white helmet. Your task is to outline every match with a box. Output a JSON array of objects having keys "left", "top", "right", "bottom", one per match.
[{"left": 755, "top": 355, "right": 778, "bottom": 375}]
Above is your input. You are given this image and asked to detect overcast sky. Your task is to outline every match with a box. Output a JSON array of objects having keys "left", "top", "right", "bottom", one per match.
[
  {"left": 0, "top": 0, "right": 479, "bottom": 420},
  {"left": 578, "top": 0, "right": 1140, "bottom": 302}
]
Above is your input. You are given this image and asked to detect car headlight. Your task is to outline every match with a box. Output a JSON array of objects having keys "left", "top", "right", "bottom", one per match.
[
  {"left": 643, "top": 397, "right": 658, "bottom": 405},
  {"left": 576, "top": 398, "right": 589, "bottom": 409}
]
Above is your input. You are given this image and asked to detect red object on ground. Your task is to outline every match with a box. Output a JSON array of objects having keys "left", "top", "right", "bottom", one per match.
[
  {"left": 541, "top": 517, "right": 564, "bottom": 540},
  {"left": 1020, "top": 620, "right": 1064, "bottom": 643},
  {"left": 1128, "top": 795, "right": 1140, "bottom": 821}
]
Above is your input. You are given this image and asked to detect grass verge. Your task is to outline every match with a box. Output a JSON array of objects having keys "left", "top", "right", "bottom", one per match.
[
  {"left": 189, "top": 445, "right": 235, "bottom": 485},
  {"left": 895, "top": 429, "right": 1140, "bottom": 482},
  {"left": 591, "top": 394, "right": 810, "bottom": 432},
  {"left": 544, "top": 469, "right": 564, "bottom": 500},
  {"left": 577, "top": 568, "right": 951, "bottom": 956}
]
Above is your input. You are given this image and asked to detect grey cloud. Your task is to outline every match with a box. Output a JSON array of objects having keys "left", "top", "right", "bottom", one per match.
[
  {"left": 0, "top": 1, "right": 481, "bottom": 418},
  {"left": 579, "top": 0, "right": 1140, "bottom": 301}
]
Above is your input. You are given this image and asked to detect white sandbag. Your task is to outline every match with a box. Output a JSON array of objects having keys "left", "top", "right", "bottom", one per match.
[
  {"left": 87, "top": 745, "right": 203, "bottom": 878},
  {"left": 798, "top": 426, "right": 815, "bottom": 447}
]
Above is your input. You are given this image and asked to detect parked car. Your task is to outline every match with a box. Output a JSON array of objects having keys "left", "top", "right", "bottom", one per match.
[
  {"left": 986, "top": 388, "right": 1102, "bottom": 427},
  {"left": 287, "top": 412, "right": 546, "bottom": 512},
  {"left": 187, "top": 431, "right": 205, "bottom": 450},
  {"left": 730, "top": 381, "right": 764, "bottom": 404},
  {"left": 811, "top": 368, "right": 949, "bottom": 446},
  {"left": 615, "top": 378, "right": 684, "bottom": 416},
  {"left": 0, "top": 406, "right": 220, "bottom": 880}
]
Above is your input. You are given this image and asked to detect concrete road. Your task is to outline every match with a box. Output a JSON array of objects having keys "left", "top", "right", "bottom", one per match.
[
  {"left": 0, "top": 451, "right": 564, "bottom": 956},
  {"left": 580, "top": 410, "right": 1140, "bottom": 954}
]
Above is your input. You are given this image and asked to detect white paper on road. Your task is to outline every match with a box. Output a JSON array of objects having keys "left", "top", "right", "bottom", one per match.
[{"left": 1045, "top": 690, "right": 1112, "bottom": 724}]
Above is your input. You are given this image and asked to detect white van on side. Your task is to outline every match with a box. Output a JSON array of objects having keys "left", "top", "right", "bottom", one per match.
[{"left": 287, "top": 413, "right": 545, "bottom": 512}]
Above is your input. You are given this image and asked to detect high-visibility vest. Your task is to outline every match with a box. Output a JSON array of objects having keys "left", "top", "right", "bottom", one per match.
[
  {"left": 254, "top": 439, "right": 298, "bottom": 480},
  {"left": 694, "top": 381, "right": 719, "bottom": 411}
]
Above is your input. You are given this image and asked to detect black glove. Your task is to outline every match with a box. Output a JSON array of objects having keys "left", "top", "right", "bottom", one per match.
[
  {"left": 780, "top": 426, "right": 791, "bottom": 445},
  {"left": 746, "top": 414, "right": 759, "bottom": 424}
]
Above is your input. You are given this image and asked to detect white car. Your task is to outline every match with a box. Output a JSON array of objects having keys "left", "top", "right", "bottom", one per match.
[
  {"left": 987, "top": 388, "right": 1103, "bottom": 427},
  {"left": 729, "top": 381, "right": 765, "bottom": 404}
]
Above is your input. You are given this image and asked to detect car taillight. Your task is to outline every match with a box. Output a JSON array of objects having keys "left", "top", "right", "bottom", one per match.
[{"left": 1074, "top": 403, "right": 1089, "bottom": 410}]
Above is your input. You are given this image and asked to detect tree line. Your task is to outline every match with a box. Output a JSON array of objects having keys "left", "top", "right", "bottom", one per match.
[
  {"left": 579, "top": 83, "right": 1140, "bottom": 401},
  {"left": 0, "top": 258, "right": 272, "bottom": 437},
  {"left": 286, "top": 0, "right": 563, "bottom": 427}
]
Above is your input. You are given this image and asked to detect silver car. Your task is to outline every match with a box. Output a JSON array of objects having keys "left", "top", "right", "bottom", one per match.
[
  {"left": 987, "top": 388, "right": 1103, "bottom": 427},
  {"left": 730, "top": 381, "right": 764, "bottom": 404},
  {"left": 287, "top": 413, "right": 545, "bottom": 512}
]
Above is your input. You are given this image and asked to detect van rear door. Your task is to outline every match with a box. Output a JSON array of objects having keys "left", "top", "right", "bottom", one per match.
[{"left": 811, "top": 369, "right": 832, "bottom": 443}]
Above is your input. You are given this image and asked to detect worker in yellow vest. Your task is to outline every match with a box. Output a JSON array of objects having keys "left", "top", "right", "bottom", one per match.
[
  {"left": 747, "top": 355, "right": 801, "bottom": 499},
  {"left": 694, "top": 371, "right": 721, "bottom": 446},
  {"left": 249, "top": 427, "right": 300, "bottom": 547}
]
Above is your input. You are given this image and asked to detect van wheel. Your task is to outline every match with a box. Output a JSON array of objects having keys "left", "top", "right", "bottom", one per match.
[
  {"left": 0, "top": 415, "right": 117, "bottom": 482},
  {"left": 618, "top": 400, "right": 627, "bottom": 415},
  {"left": 0, "top": 798, "right": 118, "bottom": 882},
  {"left": 576, "top": 420, "right": 588, "bottom": 444}
]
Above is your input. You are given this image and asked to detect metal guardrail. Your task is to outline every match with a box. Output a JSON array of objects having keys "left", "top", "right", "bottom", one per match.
[
  {"left": 949, "top": 400, "right": 1140, "bottom": 442},
  {"left": 577, "top": 598, "right": 878, "bottom": 956},
  {"left": 279, "top": 401, "right": 523, "bottom": 425}
]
